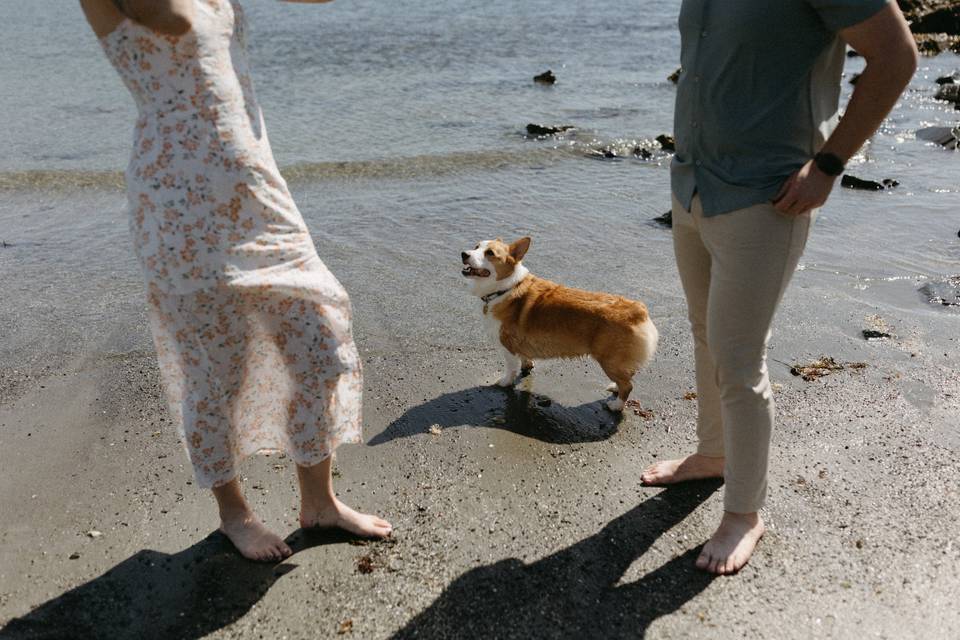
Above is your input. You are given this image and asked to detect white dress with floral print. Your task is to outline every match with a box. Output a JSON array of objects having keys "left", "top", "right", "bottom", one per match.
[{"left": 99, "top": 0, "right": 362, "bottom": 488}]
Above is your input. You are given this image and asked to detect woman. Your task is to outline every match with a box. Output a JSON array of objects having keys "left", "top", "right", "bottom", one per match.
[{"left": 80, "top": 0, "right": 392, "bottom": 562}]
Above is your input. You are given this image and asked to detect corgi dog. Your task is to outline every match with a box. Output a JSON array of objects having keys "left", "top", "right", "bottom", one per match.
[{"left": 461, "top": 237, "right": 658, "bottom": 411}]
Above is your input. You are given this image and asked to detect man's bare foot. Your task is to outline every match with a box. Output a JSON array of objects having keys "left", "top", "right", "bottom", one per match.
[
  {"left": 300, "top": 497, "right": 393, "bottom": 539},
  {"left": 640, "top": 453, "right": 724, "bottom": 485},
  {"left": 696, "top": 511, "right": 765, "bottom": 575},
  {"left": 219, "top": 513, "right": 292, "bottom": 563}
]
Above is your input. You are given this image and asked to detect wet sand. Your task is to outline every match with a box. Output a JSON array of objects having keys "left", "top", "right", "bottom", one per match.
[{"left": 1, "top": 217, "right": 959, "bottom": 639}]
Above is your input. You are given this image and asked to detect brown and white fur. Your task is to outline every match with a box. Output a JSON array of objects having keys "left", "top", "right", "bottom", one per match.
[{"left": 461, "top": 237, "right": 658, "bottom": 412}]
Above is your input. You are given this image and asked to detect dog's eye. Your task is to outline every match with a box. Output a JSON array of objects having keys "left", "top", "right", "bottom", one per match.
[{"left": 485, "top": 249, "right": 494, "bottom": 257}]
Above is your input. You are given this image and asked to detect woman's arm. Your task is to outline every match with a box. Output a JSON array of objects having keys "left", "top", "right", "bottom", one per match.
[{"left": 112, "top": 0, "right": 194, "bottom": 36}]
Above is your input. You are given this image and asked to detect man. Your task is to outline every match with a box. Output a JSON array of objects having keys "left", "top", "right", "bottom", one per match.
[{"left": 642, "top": 0, "right": 918, "bottom": 575}]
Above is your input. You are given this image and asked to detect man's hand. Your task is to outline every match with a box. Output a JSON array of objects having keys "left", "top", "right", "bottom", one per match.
[{"left": 772, "top": 160, "right": 836, "bottom": 216}]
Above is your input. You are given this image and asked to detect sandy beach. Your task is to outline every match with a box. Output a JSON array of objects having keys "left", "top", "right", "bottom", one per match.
[{"left": 2, "top": 189, "right": 959, "bottom": 638}]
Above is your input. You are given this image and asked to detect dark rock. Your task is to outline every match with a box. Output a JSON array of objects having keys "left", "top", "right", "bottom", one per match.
[
  {"left": 653, "top": 211, "right": 672, "bottom": 228},
  {"left": 846, "top": 49, "right": 862, "bottom": 58},
  {"left": 898, "top": 0, "right": 960, "bottom": 34},
  {"left": 525, "top": 123, "right": 574, "bottom": 137},
  {"left": 862, "top": 329, "right": 892, "bottom": 340},
  {"left": 882, "top": 178, "right": 900, "bottom": 188},
  {"left": 935, "top": 73, "right": 958, "bottom": 84},
  {"left": 841, "top": 174, "right": 898, "bottom": 190},
  {"left": 655, "top": 134, "right": 675, "bottom": 152},
  {"left": 533, "top": 70, "right": 557, "bottom": 85},
  {"left": 935, "top": 83, "right": 960, "bottom": 102},
  {"left": 667, "top": 67, "right": 682, "bottom": 84},
  {"left": 849, "top": 72, "right": 861, "bottom": 85},
  {"left": 633, "top": 147, "right": 653, "bottom": 160},
  {"left": 912, "top": 32, "right": 960, "bottom": 55},
  {"left": 917, "top": 125, "right": 960, "bottom": 148}
]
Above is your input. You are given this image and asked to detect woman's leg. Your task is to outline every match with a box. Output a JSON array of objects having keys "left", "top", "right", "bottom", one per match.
[
  {"left": 641, "top": 195, "right": 725, "bottom": 484},
  {"left": 213, "top": 479, "right": 293, "bottom": 562},
  {"left": 695, "top": 200, "right": 814, "bottom": 574},
  {"left": 148, "top": 286, "right": 291, "bottom": 562},
  {"left": 297, "top": 457, "right": 393, "bottom": 538}
]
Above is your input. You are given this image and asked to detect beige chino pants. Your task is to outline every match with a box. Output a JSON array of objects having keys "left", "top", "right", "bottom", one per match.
[{"left": 672, "top": 193, "right": 815, "bottom": 513}]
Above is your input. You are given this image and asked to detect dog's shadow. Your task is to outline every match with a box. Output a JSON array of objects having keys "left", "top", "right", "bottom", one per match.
[
  {"left": 369, "top": 383, "right": 622, "bottom": 447},
  {"left": 0, "top": 528, "right": 356, "bottom": 640}
]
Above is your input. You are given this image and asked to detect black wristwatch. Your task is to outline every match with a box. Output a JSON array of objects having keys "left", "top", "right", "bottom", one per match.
[{"left": 813, "top": 152, "right": 845, "bottom": 177}]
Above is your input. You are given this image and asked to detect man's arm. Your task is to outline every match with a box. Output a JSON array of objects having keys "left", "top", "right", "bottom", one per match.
[
  {"left": 773, "top": 2, "right": 918, "bottom": 216},
  {"left": 113, "top": 0, "right": 194, "bottom": 36}
]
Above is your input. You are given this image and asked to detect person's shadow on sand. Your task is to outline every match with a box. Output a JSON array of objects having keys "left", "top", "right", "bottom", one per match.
[
  {"left": 392, "top": 480, "right": 722, "bottom": 640},
  {"left": 369, "top": 384, "right": 622, "bottom": 447},
  {"left": 0, "top": 528, "right": 357, "bottom": 640}
]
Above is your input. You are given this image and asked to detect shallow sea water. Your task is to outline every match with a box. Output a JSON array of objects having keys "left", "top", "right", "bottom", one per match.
[{"left": 0, "top": 0, "right": 958, "bottom": 366}]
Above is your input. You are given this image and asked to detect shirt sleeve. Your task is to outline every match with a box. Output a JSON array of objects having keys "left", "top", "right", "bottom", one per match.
[{"left": 806, "top": 0, "right": 890, "bottom": 32}]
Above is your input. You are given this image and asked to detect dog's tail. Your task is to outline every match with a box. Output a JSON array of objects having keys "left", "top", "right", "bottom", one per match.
[{"left": 633, "top": 318, "right": 659, "bottom": 370}]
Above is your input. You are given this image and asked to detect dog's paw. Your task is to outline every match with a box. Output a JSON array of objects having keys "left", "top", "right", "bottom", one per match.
[
  {"left": 606, "top": 398, "right": 625, "bottom": 412},
  {"left": 605, "top": 382, "right": 619, "bottom": 394},
  {"left": 496, "top": 374, "right": 517, "bottom": 387}
]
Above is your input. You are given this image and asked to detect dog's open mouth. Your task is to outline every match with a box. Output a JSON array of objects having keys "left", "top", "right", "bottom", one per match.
[{"left": 461, "top": 266, "right": 491, "bottom": 278}]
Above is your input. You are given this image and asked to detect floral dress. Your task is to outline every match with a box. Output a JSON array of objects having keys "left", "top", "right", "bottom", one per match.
[{"left": 98, "top": 0, "right": 362, "bottom": 488}]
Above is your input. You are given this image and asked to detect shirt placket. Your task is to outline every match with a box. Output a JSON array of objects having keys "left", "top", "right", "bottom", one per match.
[{"left": 690, "top": 0, "right": 708, "bottom": 173}]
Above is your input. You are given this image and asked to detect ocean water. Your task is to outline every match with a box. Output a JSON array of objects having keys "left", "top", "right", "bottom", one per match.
[{"left": 0, "top": 0, "right": 958, "bottom": 366}]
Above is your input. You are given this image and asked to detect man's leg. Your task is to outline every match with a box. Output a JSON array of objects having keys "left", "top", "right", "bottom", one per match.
[
  {"left": 695, "top": 201, "right": 814, "bottom": 574},
  {"left": 642, "top": 195, "right": 725, "bottom": 485}
]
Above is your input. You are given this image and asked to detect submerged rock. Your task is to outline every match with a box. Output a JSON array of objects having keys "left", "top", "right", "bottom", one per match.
[
  {"left": 533, "top": 70, "right": 557, "bottom": 85},
  {"left": 841, "top": 174, "right": 899, "bottom": 190},
  {"left": 920, "top": 275, "right": 960, "bottom": 307},
  {"left": 849, "top": 72, "right": 861, "bottom": 85},
  {"left": 917, "top": 125, "right": 960, "bottom": 149},
  {"left": 935, "top": 73, "right": 958, "bottom": 84},
  {"left": 634, "top": 146, "right": 653, "bottom": 160},
  {"left": 655, "top": 134, "right": 675, "bottom": 152},
  {"left": 525, "top": 123, "right": 574, "bottom": 137},
  {"left": 667, "top": 67, "right": 682, "bottom": 84},
  {"left": 862, "top": 329, "right": 892, "bottom": 340}
]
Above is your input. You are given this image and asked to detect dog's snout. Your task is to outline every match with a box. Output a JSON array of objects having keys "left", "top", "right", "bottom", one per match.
[{"left": 461, "top": 251, "right": 469, "bottom": 264}]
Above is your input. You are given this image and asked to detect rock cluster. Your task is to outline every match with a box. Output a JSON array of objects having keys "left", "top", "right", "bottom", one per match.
[{"left": 898, "top": 0, "right": 960, "bottom": 55}]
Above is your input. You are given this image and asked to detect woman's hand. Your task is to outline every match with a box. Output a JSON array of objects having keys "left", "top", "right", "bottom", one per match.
[
  {"left": 772, "top": 160, "right": 837, "bottom": 216},
  {"left": 113, "top": 0, "right": 194, "bottom": 36}
]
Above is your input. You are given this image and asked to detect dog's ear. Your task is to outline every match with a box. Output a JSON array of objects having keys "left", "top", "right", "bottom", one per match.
[{"left": 509, "top": 237, "right": 531, "bottom": 262}]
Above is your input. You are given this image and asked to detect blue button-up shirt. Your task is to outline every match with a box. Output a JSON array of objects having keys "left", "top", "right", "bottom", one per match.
[{"left": 671, "top": 0, "right": 889, "bottom": 216}]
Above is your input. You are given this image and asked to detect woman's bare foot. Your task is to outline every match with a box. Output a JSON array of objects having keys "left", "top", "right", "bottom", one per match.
[
  {"left": 219, "top": 513, "right": 293, "bottom": 562},
  {"left": 299, "top": 497, "right": 393, "bottom": 539},
  {"left": 696, "top": 511, "right": 765, "bottom": 575},
  {"left": 212, "top": 478, "right": 292, "bottom": 563},
  {"left": 296, "top": 458, "right": 393, "bottom": 539},
  {"left": 640, "top": 453, "right": 725, "bottom": 485}
]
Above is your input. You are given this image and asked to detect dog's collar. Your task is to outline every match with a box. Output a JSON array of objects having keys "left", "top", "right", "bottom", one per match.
[
  {"left": 480, "top": 284, "right": 517, "bottom": 314},
  {"left": 481, "top": 287, "right": 514, "bottom": 304}
]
